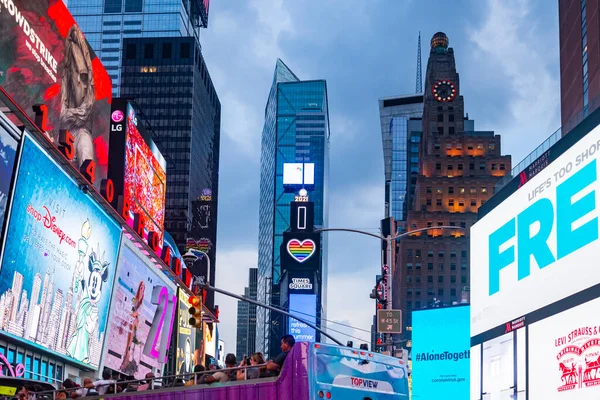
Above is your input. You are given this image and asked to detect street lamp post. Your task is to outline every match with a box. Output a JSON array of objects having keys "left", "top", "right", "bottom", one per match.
[{"left": 315, "top": 225, "right": 464, "bottom": 354}]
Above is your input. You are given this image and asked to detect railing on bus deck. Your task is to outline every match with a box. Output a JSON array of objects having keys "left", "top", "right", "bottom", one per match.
[{"left": 31, "top": 364, "right": 270, "bottom": 400}]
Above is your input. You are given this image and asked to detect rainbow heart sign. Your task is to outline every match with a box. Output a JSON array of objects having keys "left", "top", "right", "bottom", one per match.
[{"left": 287, "top": 239, "right": 316, "bottom": 263}]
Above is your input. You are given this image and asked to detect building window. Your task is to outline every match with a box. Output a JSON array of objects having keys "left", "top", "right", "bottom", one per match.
[
  {"left": 461, "top": 250, "right": 467, "bottom": 257},
  {"left": 438, "top": 114, "right": 444, "bottom": 122},
  {"left": 450, "top": 251, "right": 456, "bottom": 258},
  {"left": 407, "top": 263, "right": 413, "bottom": 270},
  {"left": 438, "top": 263, "right": 444, "bottom": 271},
  {"left": 428, "top": 251, "right": 434, "bottom": 258},
  {"left": 125, "top": 0, "right": 142, "bottom": 12},
  {"left": 180, "top": 43, "right": 191, "bottom": 58},
  {"left": 426, "top": 186, "right": 432, "bottom": 193},
  {"left": 428, "top": 276, "right": 433, "bottom": 283},
  {"left": 451, "top": 263, "right": 456, "bottom": 271},
  {"left": 438, "top": 276, "right": 444, "bottom": 283},
  {"left": 481, "top": 187, "right": 487, "bottom": 194},
  {"left": 477, "top": 143, "right": 484, "bottom": 150},
  {"left": 438, "top": 288, "right": 444, "bottom": 296},
  {"left": 415, "top": 290, "right": 421, "bottom": 296},
  {"left": 448, "top": 199, "right": 455, "bottom": 206},
  {"left": 471, "top": 199, "right": 476, "bottom": 206},
  {"left": 448, "top": 164, "right": 453, "bottom": 170},
  {"left": 500, "top": 164, "right": 506, "bottom": 170},
  {"left": 488, "top": 143, "right": 495, "bottom": 150},
  {"left": 416, "top": 276, "right": 422, "bottom": 283},
  {"left": 436, "top": 188, "right": 443, "bottom": 194},
  {"left": 144, "top": 43, "right": 154, "bottom": 59},
  {"left": 481, "top": 199, "right": 487, "bottom": 205},
  {"left": 451, "top": 289, "right": 457, "bottom": 296},
  {"left": 491, "top": 163, "right": 497, "bottom": 170},
  {"left": 457, "top": 163, "right": 463, "bottom": 170},
  {"left": 438, "top": 127, "right": 444, "bottom": 135},
  {"left": 407, "top": 301, "right": 413, "bottom": 309},
  {"left": 162, "top": 43, "right": 172, "bottom": 59},
  {"left": 449, "top": 127, "right": 455, "bottom": 135},
  {"left": 459, "top": 187, "right": 465, "bottom": 194},
  {"left": 451, "top": 276, "right": 457, "bottom": 283},
  {"left": 438, "top": 251, "right": 444, "bottom": 258},
  {"left": 438, "top": 221, "right": 444, "bottom": 226},
  {"left": 426, "top": 199, "right": 432, "bottom": 206},
  {"left": 407, "top": 276, "right": 413, "bottom": 283},
  {"left": 460, "top": 222, "right": 466, "bottom": 228},
  {"left": 461, "top": 275, "right": 467, "bottom": 284},
  {"left": 415, "top": 263, "right": 422, "bottom": 270},
  {"left": 469, "top": 163, "right": 475, "bottom": 170},
  {"left": 427, "top": 221, "right": 433, "bottom": 227},
  {"left": 416, "top": 300, "right": 421, "bottom": 308},
  {"left": 436, "top": 199, "right": 442, "bottom": 206},
  {"left": 126, "top": 43, "right": 136, "bottom": 59},
  {"left": 461, "top": 262, "right": 467, "bottom": 270},
  {"left": 436, "top": 163, "right": 441, "bottom": 170},
  {"left": 104, "top": 0, "right": 122, "bottom": 13},
  {"left": 479, "top": 163, "right": 486, "bottom": 170},
  {"left": 428, "top": 263, "right": 434, "bottom": 270},
  {"left": 449, "top": 114, "right": 455, "bottom": 122},
  {"left": 434, "top": 143, "right": 441, "bottom": 150},
  {"left": 415, "top": 250, "right": 421, "bottom": 258},
  {"left": 458, "top": 200, "right": 465, "bottom": 207},
  {"left": 448, "top": 187, "right": 454, "bottom": 194},
  {"left": 407, "top": 249, "right": 413, "bottom": 258},
  {"left": 470, "top": 187, "right": 477, "bottom": 194}
]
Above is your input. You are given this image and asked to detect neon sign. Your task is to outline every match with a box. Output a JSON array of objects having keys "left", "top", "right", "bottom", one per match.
[{"left": 0, "top": 354, "right": 24, "bottom": 378}]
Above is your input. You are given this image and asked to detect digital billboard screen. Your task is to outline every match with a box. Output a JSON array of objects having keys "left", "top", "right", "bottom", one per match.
[
  {"left": 0, "top": 0, "right": 112, "bottom": 187},
  {"left": 0, "top": 134, "right": 121, "bottom": 369},
  {"left": 412, "top": 306, "right": 470, "bottom": 399},
  {"left": 528, "top": 297, "right": 600, "bottom": 399},
  {"left": 288, "top": 294, "right": 316, "bottom": 342},
  {"left": 188, "top": 196, "right": 217, "bottom": 309},
  {"left": 103, "top": 239, "right": 177, "bottom": 379},
  {"left": 283, "top": 163, "right": 315, "bottom": 186},
  {"left": 176, "top": 289, "right": 197, "bottom": 376},
  {"left": 0, "top": 120, "right": 19, "bottom": 236},
  {"left": 471, "top": 123, "right": 600, "bottom": 337},
  {"left": 281, "top": 231, "right": 321, "bottom": 272}
]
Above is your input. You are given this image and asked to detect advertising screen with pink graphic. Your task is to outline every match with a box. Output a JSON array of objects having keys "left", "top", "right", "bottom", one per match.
[
  {"left": 103, "top": 239, "right": 176, "bottom": 379},
  {"left": 529, "top": 297, "right": 600, "bottom": 400}
]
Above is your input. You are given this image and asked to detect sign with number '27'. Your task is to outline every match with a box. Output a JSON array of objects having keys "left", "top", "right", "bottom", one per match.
[{"left": 378, "top": 310, "right": 402, "bottom": 333}]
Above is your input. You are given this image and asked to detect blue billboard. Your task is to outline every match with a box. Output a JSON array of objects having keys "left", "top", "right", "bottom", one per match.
[
  {"left": 0, "top": 135, "right": 122, "bottom": 369},
  {"left": 412, "top": 305, "right": 470, "bottom": 399},
  {"left": 288, "top": 294, "right": 316, "bottom": 342}
]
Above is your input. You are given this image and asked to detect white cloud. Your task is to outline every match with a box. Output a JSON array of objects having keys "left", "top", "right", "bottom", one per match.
[
  {"left": 249, "top": 0, "right": 295, "bottom": 69},
  {"left": 214, "top": 247, "right": 258, "bottom": 357},
  {"left": 468, "top": 0, "right": 560, "bottom": 163}
]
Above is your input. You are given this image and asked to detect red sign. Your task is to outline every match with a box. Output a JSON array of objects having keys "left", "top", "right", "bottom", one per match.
[{"left": 0, "top": 0, "right": 112, "bottom": 187}]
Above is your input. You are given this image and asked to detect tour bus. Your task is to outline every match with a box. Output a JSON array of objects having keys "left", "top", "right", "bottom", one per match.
[{"left": 79, "top": 342, "right": 409, "bottom": 400}]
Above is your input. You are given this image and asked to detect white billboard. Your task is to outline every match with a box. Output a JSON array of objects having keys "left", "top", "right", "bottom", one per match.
[
  {"left": 528, "top": 297, "right": 600, "bottom": 399},
  {"left": 283, "top": 163, "right": 315, "bottom": 186},
  {"left": 471, "top": 124, "right": 600, "bottom": 336}
]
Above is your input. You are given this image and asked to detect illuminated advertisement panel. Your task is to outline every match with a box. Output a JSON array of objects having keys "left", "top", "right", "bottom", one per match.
[
  {"left": 280, "top": 231, "right": 321, "bottom": 272},
  {"left": 0, "top": 135, "right": 121, "bottom": 369},
  {"left": 176, "top": 289, "right": 197, "bottom": 376},
  {"left": 283, "top": 163, "right": 315, "bottom": 186},
  {"left": 188, "top": 196, "right": 217, "bottom": 309},
  {"left": 0, "top": 118, "right": 19, "bottom": 235},
  {"left": 528, "top": 297, "right": 600, "bottom": 399},
  {"left": 103, "top": 239, "right": 177, "bottom": 379},
  {"left": 108, "top": 100, "right": 166, "bottom": 244},
  {"left": 412, "top": 306, "right": 470, "bottom": 399},
  {"left": 0, "top": 0, "right": 112, "bottom": 187},
  {"left": 288, "top": 294, "right": 316, "bottom": 342}
]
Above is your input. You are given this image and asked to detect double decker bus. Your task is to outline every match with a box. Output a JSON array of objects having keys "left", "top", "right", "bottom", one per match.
[{"left": 88, "top": 342, "right": 408, "bottom": 400}]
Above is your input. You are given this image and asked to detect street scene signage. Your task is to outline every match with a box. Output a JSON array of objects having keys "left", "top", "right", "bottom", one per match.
[{"left": 377, "top": 309, "right": 402, "bottom": 333}]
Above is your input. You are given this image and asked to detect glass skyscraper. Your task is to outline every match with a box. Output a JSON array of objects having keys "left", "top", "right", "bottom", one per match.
[
  {"left": 68, "top": 0, "right": 206, "bottom": 96},
  {"left": 256, "top": 59, "right": 330, "bottom": 357}
]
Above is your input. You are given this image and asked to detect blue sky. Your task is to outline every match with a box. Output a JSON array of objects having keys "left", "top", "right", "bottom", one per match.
[{"left": 201, "top": 0, "right": 561, "bottom": 353}]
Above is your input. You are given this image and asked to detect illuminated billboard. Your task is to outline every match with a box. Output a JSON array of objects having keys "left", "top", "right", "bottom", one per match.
[
  {"left": 283, "top": 163, "right": 315, "bottom": 186},
  {"left": 0, "top": 135, "right": 121, "bottom": 369},
  {"left": 281, "top": 231, "right": 321, "bottom": 272},
  {"left": 470, "top": 123, "right": 600, "bottom": 399},
  {"left": 0, "top": 0, "right": 112, "bottom": 187},
  {"left": 103, "top": 239, "right": 177, "bottom": 379},
  {"left": 412, "top": 306, "right": 469, "bottom": 399},
  {"left": 176, "top": 289, "right": 197, "bottom": 376},
  {"left": 188, "top": 198, "right": 217, "bottom": 309},
  {"left": 0, "top": 117, "right": 19, "bottom": 236},
  {"left": 288, "top": 294, "right": 316, "bottom": 342}
]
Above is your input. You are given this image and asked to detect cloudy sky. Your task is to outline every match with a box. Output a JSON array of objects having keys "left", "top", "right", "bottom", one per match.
[{"left": 201, "top": 0, "right": 561, "bottom": 353}]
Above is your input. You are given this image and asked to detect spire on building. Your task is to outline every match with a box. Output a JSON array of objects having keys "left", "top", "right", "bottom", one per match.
[{"left": 416, "top": 32, "right": 422, "bottom": 93}]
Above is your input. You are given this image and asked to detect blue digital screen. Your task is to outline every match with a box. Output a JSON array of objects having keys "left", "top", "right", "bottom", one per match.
[
  {"left": 412, "top": 305, "right": 470, "bottom": 399},
  {"left": 288, "top": 294, "right": 316, "bottom": 342}
]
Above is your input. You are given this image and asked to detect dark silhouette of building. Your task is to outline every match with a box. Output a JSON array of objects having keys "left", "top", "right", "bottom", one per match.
[
  {"left": 393, "top": 32, "right": 511, "bottom": 343},
  {"left": 559, "top": 0, "right": 599, "bottom": 133},
  {"left": 236, "top": 268, "right": 258, "bottom": 360}
]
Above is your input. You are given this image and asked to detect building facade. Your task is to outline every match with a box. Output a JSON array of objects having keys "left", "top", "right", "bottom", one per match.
[
  {"left": 559, "top": 0, "right": 600, "bottom": 133},
  {"left": 119, "top": 36, "right": 221, "bottom": 306},
  {"left": 235, "top": 268, "right": 257, "bottom": 361},
  {"left": 68, "top": 0, "right": 207, "bottom": 96},
  {"left": 256, "top": 59, "right": 330, "bottom": 358},
  {"left": 379, "top": 95, "right": 423, "bottom": 221},
  {"left": 393, "top": 33, "right": 511, "bottom": 343}
]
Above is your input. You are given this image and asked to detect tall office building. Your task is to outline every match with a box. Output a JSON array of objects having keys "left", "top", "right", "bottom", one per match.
[
  {"left": 256, "top": 59, "right": 330, "bottom": 358},
  {"left": 120, "top": 37, "right": 221, "bottom": 308},
  {"left": 379, "top": 95, "right": 423, "bottom": 221},
  {"left": 236, "top": 268, "right": 258, "bottom": 360},
  {"left": 393, "top": 33, "right": 511, "bottom": 343},
  {"left": 559, "top": 0, "right": 600, "bottom": 133},
  {"left": 68, "top": 0, "right": 208, "bottom": 96}
]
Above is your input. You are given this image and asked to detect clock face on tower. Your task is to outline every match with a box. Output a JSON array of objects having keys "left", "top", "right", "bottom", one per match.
[{"left": 432, "top": 80, "right": 457, "bottom": 102}]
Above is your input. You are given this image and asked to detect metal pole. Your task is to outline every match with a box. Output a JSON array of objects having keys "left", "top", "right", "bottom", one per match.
[
  {"left": 386, "top": 234, "right": 393, "bottom": 354},
  {"left": 202, "top": 284, "right": 345, "bottom": 346}
]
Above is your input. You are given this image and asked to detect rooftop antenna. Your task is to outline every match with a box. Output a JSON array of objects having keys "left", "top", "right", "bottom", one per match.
[{"left": 416, "top": 31, "right": 422, "bottom": 93}]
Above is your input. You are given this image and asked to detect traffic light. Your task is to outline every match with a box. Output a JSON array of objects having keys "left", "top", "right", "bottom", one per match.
[{"left": 188, "top": 295, "right": 203, "bottom": 328}]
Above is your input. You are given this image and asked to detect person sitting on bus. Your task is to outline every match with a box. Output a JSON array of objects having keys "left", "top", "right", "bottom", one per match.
[
  {"left": 82, "top": 378, "right": 98, "bottom": 397},
  {"left": 237, "top": 353, "right": 267, "bottom": 381},
  {"left": 185, "top": 365, "right": 211, "bottom": 385},
  {"left": 18, "top": 384, "right": 42, "bottom": 400},
  {"left": 55, "top": 390, "right": 68, "bottom": 400},
  {"left": 92, "top": 369, "right": 116, "bottom": 395},
  {"left": 137, "top": 373, "right": 155, "bottom": 391},
  {"left": 62, "top": 379, "right": 84, "bottom": 398},
  {"left": 266, "top": 335, "right": 295, "bottom": 375},
  {"left": 212, "top": 354, "right": 238, "bottom": 382}
]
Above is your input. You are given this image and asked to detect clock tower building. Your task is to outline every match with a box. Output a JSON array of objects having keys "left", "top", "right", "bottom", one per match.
[{"left": 392, "top": 32, "right": 512, "bottom": 343}]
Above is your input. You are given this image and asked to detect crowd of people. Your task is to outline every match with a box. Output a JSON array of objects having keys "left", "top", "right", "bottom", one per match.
[{"left": 16, "top": 335, "right": 296, "bottom": 400}]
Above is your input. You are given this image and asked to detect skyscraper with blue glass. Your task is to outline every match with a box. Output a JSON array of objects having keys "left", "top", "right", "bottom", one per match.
[
  {"left": 67, "top": 0, "right": 207, "bottom": 96},
  {"left": 256, "top": 59, "right": 330, "bottom": 357}
]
